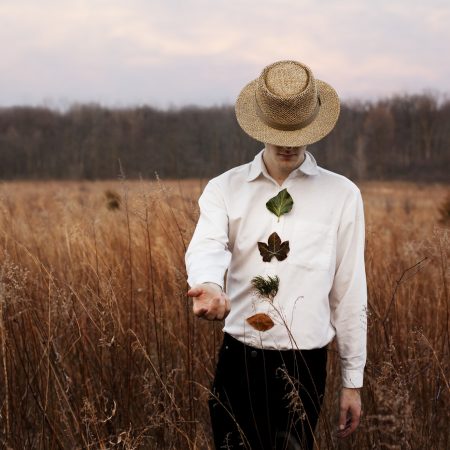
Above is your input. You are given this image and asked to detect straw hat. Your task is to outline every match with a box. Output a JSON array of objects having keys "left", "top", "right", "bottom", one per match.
[{"left": 235, "top": 60, "right": 340, "bottom": 146}]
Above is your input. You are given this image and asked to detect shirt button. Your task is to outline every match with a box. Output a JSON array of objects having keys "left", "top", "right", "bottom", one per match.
[{"left": 251, "top": 350, "right": 257, "bottom": 358}]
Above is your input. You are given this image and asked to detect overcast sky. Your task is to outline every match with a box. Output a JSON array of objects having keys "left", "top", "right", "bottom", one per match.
[{"left": 1, "top": 0, "right": 449, "bottom": 109}]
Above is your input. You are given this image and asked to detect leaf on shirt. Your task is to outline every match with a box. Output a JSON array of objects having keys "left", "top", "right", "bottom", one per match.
[
  {"left": 251, "top": 275, "right": 279, "bottom": 301},
  {"left": 246, "top": 313, "right": 274, "bottom": 331},
  {"left": 266, "top": 189, "right": 294, "bottom": 221},
  {"left": 257, "top": 232, "right": 290, "bottom": 262}
]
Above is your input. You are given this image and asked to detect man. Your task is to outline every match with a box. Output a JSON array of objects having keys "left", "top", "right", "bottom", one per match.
[{"left": 186, "top": 60, "right": 366, "bottom": 449}]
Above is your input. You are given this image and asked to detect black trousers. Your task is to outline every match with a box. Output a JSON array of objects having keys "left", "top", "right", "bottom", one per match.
[{"left": 208, "top": 333, "right": 328, "bottom": 450}]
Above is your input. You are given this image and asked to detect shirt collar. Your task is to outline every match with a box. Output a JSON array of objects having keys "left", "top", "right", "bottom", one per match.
[{"left": 246, "top": 148, "right": 319, "bottom": 182}]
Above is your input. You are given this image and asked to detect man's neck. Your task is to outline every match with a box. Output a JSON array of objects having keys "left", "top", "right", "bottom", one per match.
[{"left": 262, "top": 150, "right": 306, "bottom": 186}]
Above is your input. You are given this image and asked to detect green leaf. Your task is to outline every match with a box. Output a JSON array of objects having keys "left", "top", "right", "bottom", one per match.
[
  {"left": 266, "top": 189, "right": 293, "bottom": 221},
  {"left": 257, "top": 232, "right": 290, "bottom": 262}
]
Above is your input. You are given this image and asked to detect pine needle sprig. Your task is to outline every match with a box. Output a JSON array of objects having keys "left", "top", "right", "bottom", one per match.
[{"left": 251, "top": 275, "right": 279, "bottom": 301}]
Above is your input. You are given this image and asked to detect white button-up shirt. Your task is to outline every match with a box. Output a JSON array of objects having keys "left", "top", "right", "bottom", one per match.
[{"left": 185, "top": 148, "right": 367, "bottom": 388}]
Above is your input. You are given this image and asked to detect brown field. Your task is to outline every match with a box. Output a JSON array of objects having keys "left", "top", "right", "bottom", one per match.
[{"left": 0, "top": 179, "right": 448, "bottom": 449}]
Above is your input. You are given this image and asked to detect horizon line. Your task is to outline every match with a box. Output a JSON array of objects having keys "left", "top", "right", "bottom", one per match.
[{"left": 0, "top": 89, "right": 448, "bottom": 113}]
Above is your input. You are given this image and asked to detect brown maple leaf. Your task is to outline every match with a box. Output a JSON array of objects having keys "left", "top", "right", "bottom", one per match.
[
  {"left": 246, "top": 313, "right": 275, "bottom": 331},
  {"left": 257, "top": 232, "right": 290, "bottom": 262}
]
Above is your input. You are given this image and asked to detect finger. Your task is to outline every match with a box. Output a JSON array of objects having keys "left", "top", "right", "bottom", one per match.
[
  {"left": 209, "top": 295, "right": 226, "bottom": 318},
  {"left": 337, "top": 425, "right": 354, "bottom": 438},
  {"left": 187, "top": 287, "right": 203, "bottom": 298},
  {"left": 193, "top": 304, "right": 208, "bottom": 317},
  {"left": 338, "top": 406, "right": 348, "bottom": 432},
  {"left": 214, "top": 296, "right": 230, "bottom": 321},
  {"left": 336, "top": 423, "right": 352, "bottom": 438},
  {"left": 347, "top": 407, "right": 361, "bottom": 435},
  {"left": 338, "top": 409, "right": 360, "bottom": 438},
  {"left": 204, "top": 310, "right": 219, "bottom": 321},
  {"left": 200, "top": 295, "right": 231, "bottom": 321},
  {"left": 215, "top": 296, "right": 228, "bottom": 320},
  {"left": 224, "top": 297, "right": 231, "bottom": 318},
  {"left": 205, "top": 297, "right": 227, "bottom": 321},
  {"left": 217, "top": 307, "right": 228, "bottom": 320}
]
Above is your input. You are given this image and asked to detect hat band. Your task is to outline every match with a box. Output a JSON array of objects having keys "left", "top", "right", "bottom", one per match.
[{"left": 254, "top": 94, "right": 321, "bottom": 131}]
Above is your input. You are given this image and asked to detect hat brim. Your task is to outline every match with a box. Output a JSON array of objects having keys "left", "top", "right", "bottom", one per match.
[{"left": 235, "top": 79, "right": 340, "bottom": 146}]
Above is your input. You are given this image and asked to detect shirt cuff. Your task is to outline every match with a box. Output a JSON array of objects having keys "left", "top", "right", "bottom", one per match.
[
  {"left": 188, "top": 273, "right": 225, "bottom": 290},
  {"left": 341, "top": 368, "right": 364, "bottom": 388}
]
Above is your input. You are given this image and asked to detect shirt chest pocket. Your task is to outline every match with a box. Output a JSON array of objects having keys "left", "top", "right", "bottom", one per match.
[{"left": 286, "top": 220, "right": 334, "bottom": 271}]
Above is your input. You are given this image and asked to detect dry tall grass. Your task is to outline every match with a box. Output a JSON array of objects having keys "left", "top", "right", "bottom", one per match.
[{"left": 0, "top": 179, "right": 448, "bottom": 449}]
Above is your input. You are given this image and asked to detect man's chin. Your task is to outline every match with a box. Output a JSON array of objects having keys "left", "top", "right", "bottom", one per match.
[
  {"left": 278, "top": 158, "right": 302, "bottom": 168},
  {"left": 277, "top": 155, "right": 299, "bottom": 163}
]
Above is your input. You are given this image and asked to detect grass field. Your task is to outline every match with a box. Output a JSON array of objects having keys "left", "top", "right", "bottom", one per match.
[{"left": 0, "top": 179, "right": 448, "bottom": 449}]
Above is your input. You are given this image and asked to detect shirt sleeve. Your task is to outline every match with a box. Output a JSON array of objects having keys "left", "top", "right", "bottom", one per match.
[
  {"left": 185, "top": 180, "right": 232, "bottom": 290},
  {"left": 329, "top": 188, "right": 367, "bottom": 388}
]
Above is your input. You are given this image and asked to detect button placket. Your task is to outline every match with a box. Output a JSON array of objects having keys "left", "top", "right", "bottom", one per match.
[
  {"left": 279, "top": 181, "right": 294, "bottom": 252},
  {"left": 263, "top": 193, "right": 282, "bottom": 276},
  {"left": 248, "top": 184, "right": 293, "bottom": 333},
  {"left": 268, "top": 214, "right": 284, "bottom": 277}
]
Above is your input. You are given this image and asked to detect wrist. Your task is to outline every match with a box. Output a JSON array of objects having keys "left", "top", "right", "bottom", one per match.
[
  {"left": 202, "top": 282, "right": 223, "bottom": 292},
  {"left": 341, "top": 387, "right": 361, "bottom": 398}
]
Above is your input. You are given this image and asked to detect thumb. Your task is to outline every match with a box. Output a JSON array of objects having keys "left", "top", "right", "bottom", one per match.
[
  {"left": 339, "top": 405, "right": 348, "bottom": 430},
  {"left": 187, "top": 286, "right": 203, "bottom": 298}
]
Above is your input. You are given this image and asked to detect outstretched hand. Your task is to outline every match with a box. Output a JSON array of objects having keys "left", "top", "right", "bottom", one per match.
[
  {"left": 187, "top": 283, "right": 231, "bottom": 321},
  {"left": 337, "top": 387, "right": 362, "bottom": 438}
]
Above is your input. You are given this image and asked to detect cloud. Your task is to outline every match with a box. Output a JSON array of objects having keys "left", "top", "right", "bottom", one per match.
[{"left": 0, "top": 0, "right": 449, "bottom": 106}]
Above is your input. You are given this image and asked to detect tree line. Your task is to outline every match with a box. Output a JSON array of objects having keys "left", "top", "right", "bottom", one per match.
[{"left": 0, "top": 93, "right": 449, "bottom": 182}]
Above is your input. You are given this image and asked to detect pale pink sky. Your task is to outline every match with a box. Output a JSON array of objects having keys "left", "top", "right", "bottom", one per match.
[{"left": 1, "top": 0, "right": 449, "bottom": 108}]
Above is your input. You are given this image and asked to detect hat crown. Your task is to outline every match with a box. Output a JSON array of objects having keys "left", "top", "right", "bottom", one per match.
[
  {"left": 234, "top": 58, "right": 340, "bottom": 146},
  {"left": 255, "top": 60, "right": 319, "bottom": 129}
]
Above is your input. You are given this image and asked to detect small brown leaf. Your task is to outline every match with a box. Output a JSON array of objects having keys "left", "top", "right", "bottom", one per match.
[
  {"left": 257, "top": 232, "right": 290, "bottom": 262},
  {"left": 246, "top": 313, "right": 274, "bottom": 331}
]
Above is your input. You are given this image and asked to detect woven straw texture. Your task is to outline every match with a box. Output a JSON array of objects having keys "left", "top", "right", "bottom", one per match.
[{"left": 235, "top": 60, "right": 340, "bottom": 146}]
